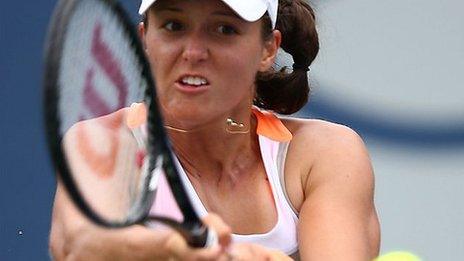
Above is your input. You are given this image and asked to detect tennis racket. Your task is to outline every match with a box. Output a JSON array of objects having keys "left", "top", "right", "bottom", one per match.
[{"left": 43, "top": 0, "right": 215, "bottom": 247}]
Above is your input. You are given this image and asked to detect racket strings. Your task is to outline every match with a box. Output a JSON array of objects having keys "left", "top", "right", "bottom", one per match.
[
  {"left": 57, "top": 0, "right": 151, "bottom": 222},
  {"left": 47, "top": 0, "right": 212, "bottom": 246}
]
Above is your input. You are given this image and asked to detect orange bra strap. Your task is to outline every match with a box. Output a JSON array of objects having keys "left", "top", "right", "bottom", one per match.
[{"left": 252, "top": 107, "right": 293, "bottom": 142}]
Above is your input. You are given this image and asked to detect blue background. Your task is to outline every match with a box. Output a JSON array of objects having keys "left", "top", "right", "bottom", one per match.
[
  {"left": 1, "top": 1, "right": 56, "bottom": 260},
  {"left": 0, "top": 1, "right": 138, "bottom": 260}
]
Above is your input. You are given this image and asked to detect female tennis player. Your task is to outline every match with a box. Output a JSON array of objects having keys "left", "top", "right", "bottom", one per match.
[{"left": 50, "top": 0, "right": 380, "bottom": 259}]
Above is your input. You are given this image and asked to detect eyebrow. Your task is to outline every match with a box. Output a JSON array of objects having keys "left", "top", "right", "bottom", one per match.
[
  {"left": 211, "top": 10, "right": 241, "bottom": 19},
  {"left": 154, "top": 6, "right": 183, "bottom": 13},
  {"left": 154, "top": 5, "right": 241, "bottom": 20}
]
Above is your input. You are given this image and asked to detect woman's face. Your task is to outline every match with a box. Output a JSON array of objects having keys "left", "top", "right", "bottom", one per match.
[{"left": 140, "top": 0, "right": 279, "bottom": 129}]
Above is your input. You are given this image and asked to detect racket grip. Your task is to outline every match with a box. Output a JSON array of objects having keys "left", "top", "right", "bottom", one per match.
[
  {"left": 186, "top": 225, "right": 218, "bottom": 248},
  {"left": 204, "top": 227, "right": 218, "bottom": 247}
]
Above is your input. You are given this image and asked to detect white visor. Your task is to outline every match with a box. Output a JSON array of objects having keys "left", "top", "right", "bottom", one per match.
[{"left": 139, "top": 0, "right": 278, "bottom": 29}]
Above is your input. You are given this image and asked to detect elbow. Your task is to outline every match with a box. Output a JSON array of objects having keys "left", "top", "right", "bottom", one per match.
[
  {"left": 49, "top": 220, "right": 89, "bottom": 261},
  {"left": 49, "top": 216, "right": 67, "bottom": 260},
  {"left": 49, "top": 236, "right": 63, "bottom": 260}
]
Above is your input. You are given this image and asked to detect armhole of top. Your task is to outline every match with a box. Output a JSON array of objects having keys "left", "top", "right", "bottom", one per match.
[{"left": 276, "top": 141, "right": 299, "bottom": 216}]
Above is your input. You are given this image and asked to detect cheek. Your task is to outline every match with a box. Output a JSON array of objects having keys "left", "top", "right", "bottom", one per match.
[
  {"left": 146, "top": 45, "right": 177, "bottom": 92},
  {"left": 147, "top": 45, "right": 169, "bottom": 75},
  {"left": 218, "top": 44, "right": 263, "bottom": 93}
]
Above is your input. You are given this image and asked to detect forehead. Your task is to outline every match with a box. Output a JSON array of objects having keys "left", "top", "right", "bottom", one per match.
[{"left": 150, "top": 0, "right": 240, "bottom": 19}]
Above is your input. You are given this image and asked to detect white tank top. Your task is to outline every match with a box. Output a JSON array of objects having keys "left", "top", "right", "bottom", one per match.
[
  {"left": 173, "top": 135, "right": 299, "bottom": 256},
  {"left": 149, "top": 108, "right": 300, "bottom": 258}
]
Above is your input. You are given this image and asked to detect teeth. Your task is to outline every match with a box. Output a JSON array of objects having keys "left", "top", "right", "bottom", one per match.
[{"left": 181, "top": 76, "right": 208, "bottom": 86}]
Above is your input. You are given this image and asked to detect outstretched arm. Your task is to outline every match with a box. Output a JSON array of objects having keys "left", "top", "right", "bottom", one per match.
[{"left": 49, "top": 179, "right": 231, "bottom": 261}]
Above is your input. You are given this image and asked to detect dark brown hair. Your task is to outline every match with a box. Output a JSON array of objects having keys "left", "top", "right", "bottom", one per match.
[{"left": 256, "top": 0, "right": 319, "bottom": 114}]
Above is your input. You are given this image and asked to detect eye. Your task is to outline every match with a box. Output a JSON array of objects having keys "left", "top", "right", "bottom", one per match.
[
  {"left": 217, "top": 24, "right": 237, "bottom": 35},
  {"left": 163, "top": 21, "right": 184, "bottom": 32}
]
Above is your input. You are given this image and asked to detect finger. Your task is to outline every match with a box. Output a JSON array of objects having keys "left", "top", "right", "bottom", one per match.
[
  {"left": 229, "top": 243, "right": 263, "bottom": 260},
  {"left": 268, "top": 249, "right": 293, "bottom": 261},
  {"left": 163, "top": 232, "right": 224, "bottom": 261},
  {"left": 201, "top": 213, "right": 232, "bottom": 248},
  {"left": 163, "top": 232, "right": 189, "bottom": 260},
  {"left": 185, "top": 245, "right": 223, "bottom": 261}
]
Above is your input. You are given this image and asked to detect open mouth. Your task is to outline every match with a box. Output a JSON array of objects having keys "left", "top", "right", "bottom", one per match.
[{"left": 178, "top": 75, "right": 209, "bottom": 87}]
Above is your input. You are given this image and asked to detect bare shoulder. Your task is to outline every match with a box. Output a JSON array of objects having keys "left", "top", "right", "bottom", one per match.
[
  {"left": 281, "top": 117, "right": 371, "bottom": 168},
  {"left": 279, "top": 117, "right": 374, "bottom": 206},
  {"left": 282, "top": 117, "right": 366, "bottom": 150}
]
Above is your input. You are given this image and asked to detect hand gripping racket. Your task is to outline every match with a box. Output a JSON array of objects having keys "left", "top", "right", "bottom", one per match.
[{"left": 43, "top": 0, "right": 216, "bottom": 247}]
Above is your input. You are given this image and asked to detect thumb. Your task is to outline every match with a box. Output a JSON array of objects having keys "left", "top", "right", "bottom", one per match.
[{"left": 201, "top": 213, "right": 232, "bottom": 248}]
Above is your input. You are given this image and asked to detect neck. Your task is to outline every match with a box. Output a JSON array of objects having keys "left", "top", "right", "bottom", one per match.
[{"left": 167, "top": 111, "right": 260, "bottom": 185}]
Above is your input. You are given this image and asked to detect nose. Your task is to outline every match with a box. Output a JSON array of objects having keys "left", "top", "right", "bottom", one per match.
[{"left": 181, "top": 33, "right": 209, "bottom": 64}]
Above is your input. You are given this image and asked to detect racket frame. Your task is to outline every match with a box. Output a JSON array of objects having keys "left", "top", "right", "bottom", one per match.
[{"left": 43, "top": 0, "right": 211, "bottom": 247}]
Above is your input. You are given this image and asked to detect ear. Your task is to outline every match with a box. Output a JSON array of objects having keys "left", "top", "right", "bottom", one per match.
[
  {"left": 259, "top": 30, "right": 282, "bottom": 72},
  {"left": 138, "top": 22, "right": 147, "bottom": 51}
]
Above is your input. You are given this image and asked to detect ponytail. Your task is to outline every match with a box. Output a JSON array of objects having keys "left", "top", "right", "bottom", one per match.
[{"left": 255, "top": 0, "right": 319, "bottom": 115}]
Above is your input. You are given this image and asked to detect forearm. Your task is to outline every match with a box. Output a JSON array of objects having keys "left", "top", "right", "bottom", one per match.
[
  {"left": 51, "top": 223, "right": 173, "bottom": 261},
  {"left": 50, "top": 181, "right": 172, "bottom": 261}
]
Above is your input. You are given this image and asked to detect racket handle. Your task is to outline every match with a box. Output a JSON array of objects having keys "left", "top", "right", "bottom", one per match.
[
  {"left": 145, "top": 216, "right": 217, "bottom": 248},
  {"left": 204, "top": 227, "right": 218, "bottom": 247},
  {"left": 185, "top": 226, "right": 217, "bottom": 248}
]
